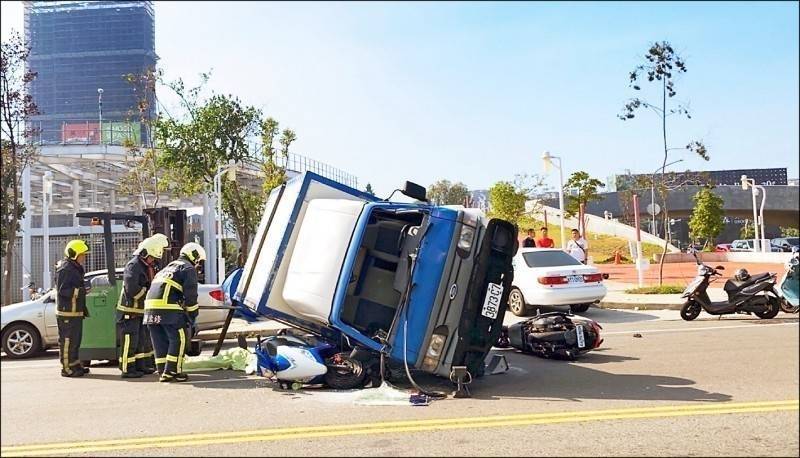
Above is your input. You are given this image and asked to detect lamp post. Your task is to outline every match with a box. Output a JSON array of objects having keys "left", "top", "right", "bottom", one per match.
[
  {"left": 213, "top": 161, "right": 238, "bottom": 282},
  {"left": 741, "top": 175, "right": 767, "bottom": 252},
  {"left": 649, "top": 159, "right": 683, "bottom": 236},
  {"left": 542, "top": 151, "right": 566, "bottom": 250},
  {"left": 97, "top": 88, "right": 104, "bottom": 145},
  {"left": 42, "top": 171, "right": 53, "bottom": 290}
]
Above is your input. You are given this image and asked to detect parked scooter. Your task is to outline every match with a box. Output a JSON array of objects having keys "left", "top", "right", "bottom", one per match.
[
  {"left": 680, "top": 249, "right": 781, "bottom": 321},
  {"left": 778, "top": 247, "right": 799, "bottom": 313},
  {"left": 495, "top": 311, "right": 602, "bottom": 360}
]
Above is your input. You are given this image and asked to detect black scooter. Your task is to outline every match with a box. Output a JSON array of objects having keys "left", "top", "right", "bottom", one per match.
[{"left": 680, "top": 250, "right": 781, "bottom": 321}]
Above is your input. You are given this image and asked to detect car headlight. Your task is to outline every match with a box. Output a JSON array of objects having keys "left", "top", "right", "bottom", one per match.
[{"left": 421, "top": 326, "right": 448, "bottom": 372}]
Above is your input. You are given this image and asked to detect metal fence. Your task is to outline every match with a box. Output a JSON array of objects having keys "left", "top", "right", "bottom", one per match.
[{"left": 1, "top": 232, "right": 141, "bottom": 304}]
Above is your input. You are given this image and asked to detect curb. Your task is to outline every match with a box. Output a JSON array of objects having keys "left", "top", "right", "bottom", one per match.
[{"left": 598, "top": 301, "right": 683, "bottom": 311}]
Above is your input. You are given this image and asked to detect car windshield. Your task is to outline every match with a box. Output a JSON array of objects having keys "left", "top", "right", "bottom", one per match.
[
  {"left": 522, "top": 250, "right": 582, "bottom": 268},
  {"left": 785, "top": 238, "right": 799, "bottom": 247}
]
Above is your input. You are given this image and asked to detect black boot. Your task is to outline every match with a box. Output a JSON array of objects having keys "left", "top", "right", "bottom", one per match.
[{"left": 121, "top": 370, "right": 144, "bottom": 379}]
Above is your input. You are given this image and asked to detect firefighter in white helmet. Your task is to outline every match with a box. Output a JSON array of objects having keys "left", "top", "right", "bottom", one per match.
[
  {"left": 144, "top": 242, "right": 205, "bottom": 382},
  {"left": 116, "top": 234, "right": 169, "bottom": 378}
]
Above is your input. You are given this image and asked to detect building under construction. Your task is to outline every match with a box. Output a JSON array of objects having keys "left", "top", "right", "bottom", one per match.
[{"left": 25, "top": 1, "right": 157, "bottom": 144}]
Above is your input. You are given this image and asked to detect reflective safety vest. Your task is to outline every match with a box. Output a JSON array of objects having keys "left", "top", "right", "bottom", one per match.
[{"left": 144, "top": 258, "right": 199, "bottom": 314}]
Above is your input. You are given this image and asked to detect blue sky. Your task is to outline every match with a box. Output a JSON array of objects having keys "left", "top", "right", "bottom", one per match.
[{"left": 2, "top": 1, "right": 798, "bottom": 195}]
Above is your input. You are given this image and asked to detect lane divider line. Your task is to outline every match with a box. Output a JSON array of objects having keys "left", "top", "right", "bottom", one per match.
[
  {"left": 2, "top": 400, "right": 797, "bottom": 456},
  {"left": 603, "top": 321, "right": 799, "bottom": 336}
]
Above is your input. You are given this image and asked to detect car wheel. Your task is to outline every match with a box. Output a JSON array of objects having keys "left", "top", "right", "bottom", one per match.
[
  {"left": 507, "top": 287, "right": 527, "bottom": 317},
  {"left": 570, "top": 303, "right": 591, "bottom": 314},
  {"left": 2, "top": 323, "right": 42, "bottom": 359}
]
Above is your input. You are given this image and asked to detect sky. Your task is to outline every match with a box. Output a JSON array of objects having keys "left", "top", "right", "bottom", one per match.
[{"left": 2, "top": 1, "right": 798, "bottom": 196}]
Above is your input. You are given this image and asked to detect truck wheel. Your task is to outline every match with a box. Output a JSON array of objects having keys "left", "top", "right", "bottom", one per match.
[
  {"left": 570, "top": 303, "right": 591, "bottom": 314},
  {"left": 325, "top": 354, "right": 366, "bottom": 390},
  {"left": 680, "top": 301, "right": 701, "bottom": 321},
  {"left": 2, "top": 323, "right": 41, "bottom": 359},
  {"left": 507, "top": 287, "right": 527, "bottom": 317},
  {"left": 755, "top": 299, "right": 780, "bottom": 319}
]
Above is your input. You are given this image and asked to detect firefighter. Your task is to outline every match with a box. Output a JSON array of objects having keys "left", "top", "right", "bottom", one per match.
[
  {"left": 116, "top": 235, "right": 169, "bottom": 378},
  {"left": 134, "top": 232, "right": 170, "bottom": 372},
  {"left": 55, "top": 239, "right": 90, "bottom": 377},
  {"left": 144, "top": 242, "right": 205, "bottom": 382}
]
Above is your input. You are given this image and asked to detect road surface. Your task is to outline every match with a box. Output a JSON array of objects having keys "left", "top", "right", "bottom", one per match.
[{"left": 2, "top": 309, "right": 797, "bottom": 456}]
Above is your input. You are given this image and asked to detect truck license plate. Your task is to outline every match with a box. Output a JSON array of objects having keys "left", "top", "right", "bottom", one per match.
[
  {"left": 567, "top": 275, "right": 584, "bottom": 284},
  {"left": 576, "top": 325, "right": 586, "bottom": 348},
  {"left": 481, "top": 282, "right": 504, "bottom": 319}
]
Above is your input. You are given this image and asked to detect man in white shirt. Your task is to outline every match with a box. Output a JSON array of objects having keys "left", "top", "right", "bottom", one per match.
[{"left": 566, "top": 229, "right": 589, "bottom": 264}]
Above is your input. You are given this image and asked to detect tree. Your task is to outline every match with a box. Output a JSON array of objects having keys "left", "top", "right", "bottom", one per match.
[
  {"left": 152, "top": 74, "right": 296, "bottom": 255},
  {"left": 688, "top": 187, "right": 725, "bottom": 247},
  {"left": 740, "top": 220, "right": 755, "bottom": 239},
  {"left": 364, "top": 183, "right": 375, "bottom": 196},
  {"left": 119, "top": 67, "right": 165, "bottom": 208},
  {"left": 619, "top": 41, "right": 710, "bottom": 285},
  {"left": 563, "top": 171, "right": 605, "bottom": 218},
  {"left": 488, "top": 181, "right": 527, "bottom": 225},
  {"left": 428, "top": 180, "right": 470, "bottom": 206},
  {"left": 1, "top": 31, "right": 38, "bottom": 305},
  {"left": 780, "top": 226, "right": 799, "bottom": 237}
]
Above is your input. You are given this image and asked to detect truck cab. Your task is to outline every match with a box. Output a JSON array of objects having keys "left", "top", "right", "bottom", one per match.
[{"left": 235, "top": 172, "right": 516, "bottom": 379}]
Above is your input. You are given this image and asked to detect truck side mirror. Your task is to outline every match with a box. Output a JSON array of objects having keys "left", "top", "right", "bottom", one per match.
[{"left": 401, "top": 181, "right": 427, "bottom": 202}]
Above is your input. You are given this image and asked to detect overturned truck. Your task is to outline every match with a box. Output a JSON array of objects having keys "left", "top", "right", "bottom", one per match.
[{"left": 234, "top": 172, "right": 517, "bottom": 388}]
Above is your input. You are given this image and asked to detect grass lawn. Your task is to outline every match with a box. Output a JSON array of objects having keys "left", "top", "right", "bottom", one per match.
[{"left": 624, "top": 285, "right": 685, "bottom": 294}]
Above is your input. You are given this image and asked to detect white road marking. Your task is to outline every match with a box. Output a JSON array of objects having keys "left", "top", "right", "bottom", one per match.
[{"left": 604, "top": 321, "right": 798, "bottom": 336}]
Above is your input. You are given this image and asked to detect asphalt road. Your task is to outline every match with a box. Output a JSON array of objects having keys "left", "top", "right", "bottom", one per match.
[{"left": 1, "top": 309, "right": 798, "bottom": 457}]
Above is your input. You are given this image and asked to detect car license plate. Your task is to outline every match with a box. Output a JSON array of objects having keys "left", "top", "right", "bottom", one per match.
[
  {"left": 481, "top": 282, "right": 504, "bottom": 319},
  {"left": 576, "top": 325, "right": 586, "bottom": 348},
  {"left": 567, "top": 275, "right": 584, "bottom": 284}
]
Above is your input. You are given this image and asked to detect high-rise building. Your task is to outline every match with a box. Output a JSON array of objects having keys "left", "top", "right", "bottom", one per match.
[{"left": 25, "top": 1, "right": 157, "bottom": 144}]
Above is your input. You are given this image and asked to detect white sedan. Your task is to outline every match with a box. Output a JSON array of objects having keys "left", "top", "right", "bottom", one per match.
[
  {"left": 1, "top": 269, "right": 227, "bottom": 359},
  {"left": 508, "top": 248, "right": 607, "bottom": 316}
]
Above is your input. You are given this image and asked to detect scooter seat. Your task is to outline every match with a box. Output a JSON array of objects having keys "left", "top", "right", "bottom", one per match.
[{"left": 724, "top": 272, "right": 772, "bottom": 292}]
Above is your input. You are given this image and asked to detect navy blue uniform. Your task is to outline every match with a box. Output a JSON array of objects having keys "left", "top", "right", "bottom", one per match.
[
  {"left": 144, "top": 256, "right": 199, "bottom": 379},
  {"left": 55, "top": 258, "right": 87, "bottom": 376},
  {"left": 116, "top": 254, "right": 156, "bottom": 375}
]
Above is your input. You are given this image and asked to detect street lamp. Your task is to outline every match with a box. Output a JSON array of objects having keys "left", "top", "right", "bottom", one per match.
[
  {"left": 741, "top": 175, "right": 767, "bottom": 252},
  {"left": 649, "top": 159, "right": 683, "bottom": 236},
  {"left": 542, "top": 151, "right": 566, "bottom": 250},
  {"left": 42, "top": 171, "right": 54, "bottom": 290},
  {"left": 97, "top": 88, "right": 104, "bottom": 145},
  {"left": 213, "top": 160, "right": 238, "bottom": 282}
]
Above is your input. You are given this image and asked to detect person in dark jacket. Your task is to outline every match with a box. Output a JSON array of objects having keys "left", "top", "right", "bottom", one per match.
[
  {"left": 144, "top": 242, "right": 205, "bottom": 382},
  {"left": 55, "top": 239, "right": 90, "bottom": 377},
  {"left": 522, "top": 229, "right": 537, "bottom": 248},
  {"left": 116, "top": 235, "right": 169, "bottom": 378}
]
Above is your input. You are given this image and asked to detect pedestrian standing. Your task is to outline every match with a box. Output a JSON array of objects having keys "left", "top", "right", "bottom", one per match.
[
  {"left": 116, "top": 234, "right": 169, "bottom": 378},
  {"left": 522, "top": 229, "right": 537, "bottom": 248},
  {"left": 144, "top": 243, "right": 205, "bottom": 382},
  {"left": 536, "top": 227, "right": 555, "bottom": 248},
  {"left": 566, "top": 228, "right": 589, "bottom": 264},
  {"left": 55, "top": 240, "right": 90, "bottom": 377}
]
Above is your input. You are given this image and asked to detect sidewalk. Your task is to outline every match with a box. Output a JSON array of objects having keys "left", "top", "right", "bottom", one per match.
[{"left": 599, "top": 280, "right": 727, "bottom": 310}]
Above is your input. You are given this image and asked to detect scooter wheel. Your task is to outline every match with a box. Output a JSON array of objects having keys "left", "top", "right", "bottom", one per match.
[
  {"left": 324, "top": 354, "right": 366, "bottom": 390},
  {"left": 680, "top": 301, "right": 701, "bottom": 321},
  {"left": 779, "top": 298, "right": 800, "bottom": 314},
  {"left": 755, "top": 298, "right": 780, "bottom": 319}
]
